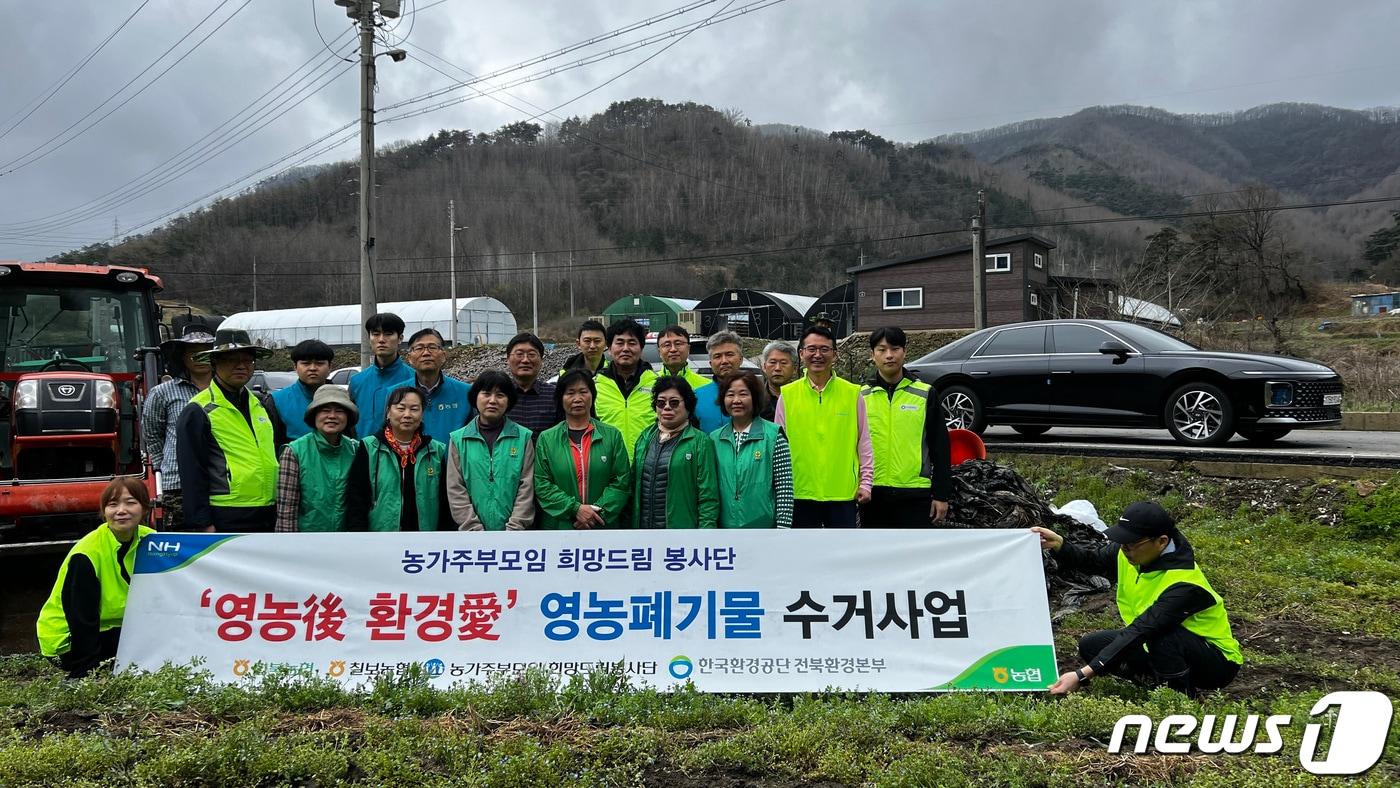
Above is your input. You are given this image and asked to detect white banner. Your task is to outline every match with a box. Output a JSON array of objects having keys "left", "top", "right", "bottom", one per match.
[{"left": 116, "top": 530, "right": 1057, "bottom": 692}]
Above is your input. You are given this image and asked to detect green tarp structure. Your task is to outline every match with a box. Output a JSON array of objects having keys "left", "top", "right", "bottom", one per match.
[{"left": 601, "top": 295, "right": 700, "bottom": 330}]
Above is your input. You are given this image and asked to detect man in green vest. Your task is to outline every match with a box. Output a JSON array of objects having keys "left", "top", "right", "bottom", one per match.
[
  {"left": 595, "top": 318, "right": 657, "bottom": 460},
  {"left": 775, "top": 325, "right": 873, "bottom": 528},
  {"left": 176, "top": 329, "right": 279, "bottom": 533},
  {"left": 861, "top": 327, "right": 952, "bottom": 527},
  {"left": 1033, "top": 501, "right": 1242, "bottom": 698}
]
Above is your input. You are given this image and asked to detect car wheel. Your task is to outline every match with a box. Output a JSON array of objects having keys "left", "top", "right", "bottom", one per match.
[
  {"left": 941, "top": 386, "right": 986, "bottom": 433},
  {"left": 1011, "top": 425, "right": 1051, "bottom": 437},
  {"left": 1165, "top": 382, "right": 1235, "bottom": 446},
  {"left": 1236, "top": 427, "right": 1291, "bottom": 444}
]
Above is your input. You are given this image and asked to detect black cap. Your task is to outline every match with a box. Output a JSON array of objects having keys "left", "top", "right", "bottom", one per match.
[{"left": 1103, "top": 501, "right": 1175, "bottom": 544}]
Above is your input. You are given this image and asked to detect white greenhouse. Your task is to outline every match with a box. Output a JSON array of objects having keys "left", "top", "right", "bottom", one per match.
[{"left": 223, "top": 297, "right": 518, "bottom": 347}]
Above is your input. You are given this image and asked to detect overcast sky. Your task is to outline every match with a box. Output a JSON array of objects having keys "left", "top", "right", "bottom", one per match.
[{"left": 2, "top": 0, "right": 1396, "bottom": 259}]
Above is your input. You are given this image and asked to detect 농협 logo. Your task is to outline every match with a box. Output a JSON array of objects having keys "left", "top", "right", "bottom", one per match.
[
  {"left": 1108, "top": 691, "right": 1393, "bottom": 775},
  {"left": 668, "top": 655, "right": 694, "bottom": 680}
]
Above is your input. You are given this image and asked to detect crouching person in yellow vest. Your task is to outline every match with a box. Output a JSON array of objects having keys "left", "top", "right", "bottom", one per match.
[
  {"left": 274, "top": 386, "right": 360, "bottom": 532},
  {"left": 345, "top": 386, "right": 453, "bottom": 531},
  {"left": 1033, "top": 501, "right": 1242, "bottom": 698},
  {"left": 37, "top": 478, "right": 155, "bottom": 678},
  {"left": 175, "top": 329, "right": 279, "bottom": 532}
]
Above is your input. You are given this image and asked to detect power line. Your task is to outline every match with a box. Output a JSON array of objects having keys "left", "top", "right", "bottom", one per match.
[
  {"left": 0, "top": 0, "right": 153, "bottom": 143},
  {"left": 0, "top": 0, "right": 255, "bottom": 177}
]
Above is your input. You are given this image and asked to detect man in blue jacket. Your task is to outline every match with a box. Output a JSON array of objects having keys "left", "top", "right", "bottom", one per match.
[
  {"left": 349, "top": 313, "right": 414, "bottom": 437},
  {"left": 265, "top": 339, "right": 334, "bottom": 447},
  {"left": 405, "top": 328, "right": 472, "bottom": 443}
]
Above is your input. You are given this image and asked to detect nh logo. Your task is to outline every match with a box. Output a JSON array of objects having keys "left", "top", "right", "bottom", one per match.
[{"left": 146, "top": 540, "right": 181, "bottom": 553}]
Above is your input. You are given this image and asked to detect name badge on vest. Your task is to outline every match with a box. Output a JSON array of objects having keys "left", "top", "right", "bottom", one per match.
[{"left": 900, "top": 404, "right": 920, "bottom": 411}]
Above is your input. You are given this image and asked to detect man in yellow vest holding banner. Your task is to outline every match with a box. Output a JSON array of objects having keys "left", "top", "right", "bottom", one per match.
[
  {"left": 775, "top": 325, "right": 873, "bottom": 528},
  {"left": 1033, "top": 501, "right": 1242, "bottom": 698},
  {"left": 176, "top": 329, "right": 280, "bottom": 533},
  {"left": 861, "top": 327, "right": 952, "bottom": 527}
]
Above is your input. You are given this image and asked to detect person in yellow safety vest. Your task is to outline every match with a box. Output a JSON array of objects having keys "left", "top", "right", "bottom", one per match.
[
  {"left": 1033, "top": 501, "right": 1242, "bottom": 698},
  {"left": 774, "top": 325, "right": 873, "bottom": 528},
  {"left": 175, "top": 328, "right": 279, "bottom": 533},
  {"left": 656, "top": 325, "right": 709, "bottom": 391},
  {"left": 861, "top": 327, "right": 952, "bottom": 527},
  {"left": 36, "top": 478, "right": 155, "bottom": 678},
  {"left": 594, "top": 318, "right": 657, "bottom": 460}
]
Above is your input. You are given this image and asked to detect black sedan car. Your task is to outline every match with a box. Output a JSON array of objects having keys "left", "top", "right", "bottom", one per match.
[{"left": 907, "top": 320, "right": 1343, "bottom": 446}]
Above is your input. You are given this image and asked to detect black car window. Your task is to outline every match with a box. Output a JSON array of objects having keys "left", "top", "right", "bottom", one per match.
[
  {"left": 1052, "top": 324, "right": 1117, "bottom": 354},
  {"left": 1108, "top": 322, "right": 1196, "bottom": 352},
  {"left": 975, "top": 326, "right": 1046, "bottom": 357}
]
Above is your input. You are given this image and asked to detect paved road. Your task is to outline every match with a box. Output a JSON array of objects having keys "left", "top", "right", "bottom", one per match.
[{"left": 981, "top": 426, "right": 1400, "bottom": 467}]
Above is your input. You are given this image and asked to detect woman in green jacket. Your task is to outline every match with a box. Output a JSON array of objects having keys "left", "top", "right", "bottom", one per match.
[
  {"left": 345, "top": 386, "right": 452, "bottom": 531},
  {"left": 36, "top": 477, "right": 155, "bottom": 677},
  {"left": 631, "top": 377, "right": 719, "bottom": 529},
  {"left": 274, "top": 385, "right": 360, "bottom": 532},
  {"left": 711, "top": 371, "right": 793, "bottom": 528},
  {"left": 534, "top": 370, "right": 632, "bottom": 530},
  {"left": 447, "top": 370, "right": 536, "bottom": 531}
]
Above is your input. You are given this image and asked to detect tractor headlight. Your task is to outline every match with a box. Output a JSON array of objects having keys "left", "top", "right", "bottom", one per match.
[
  {"left": 94, "top": 379, "right": 117, "bottom": 409},
  {"left": 14, "top": 380, "right": 39, "bottom": 410}
]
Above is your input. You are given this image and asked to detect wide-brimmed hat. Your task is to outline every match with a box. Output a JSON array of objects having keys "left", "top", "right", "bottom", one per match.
[
  {"left": 304, "top": 384, "right": 359, "bottom": 430},
  {"left": 195, "top": 328, "right": 273, "bottom": 362},
  {"left": 159, "top": 322, "right": 217, "bottom": 349}
]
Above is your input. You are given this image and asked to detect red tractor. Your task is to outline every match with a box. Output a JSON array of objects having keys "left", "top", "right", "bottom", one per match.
[{"left": 0, "top": 261, "right": 166, "bottom": 552}]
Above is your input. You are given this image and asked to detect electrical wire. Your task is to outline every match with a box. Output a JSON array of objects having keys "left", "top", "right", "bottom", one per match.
[{"left": 0, "top": 0, "right": 153, "bottom": 143}]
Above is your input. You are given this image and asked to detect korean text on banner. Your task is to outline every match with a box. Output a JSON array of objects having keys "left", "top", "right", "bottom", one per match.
[{"left": 116, "top": 530, "right": 1057, "bottom": 692}]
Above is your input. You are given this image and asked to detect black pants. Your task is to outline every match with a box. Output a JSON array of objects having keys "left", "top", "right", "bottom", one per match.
[
  {"left": 58, "top": 628, "right": 121, "bottom": 679},
  {"left": 791, "top": 500, "right": 859, "bottom": 528},
  {"left": 860, "top": 489, "right": 932, "bottom": 528},
  {"left": 1080, "top": 627, "right": 1239, "bottom": 696},
  {"left": 211, "top": 505, "right": 276, "bottom": 533}
]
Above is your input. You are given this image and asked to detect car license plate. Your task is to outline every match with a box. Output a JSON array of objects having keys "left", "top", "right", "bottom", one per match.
[{"left": 1323, "top": 394, "right": 1342, "bottom": 406}]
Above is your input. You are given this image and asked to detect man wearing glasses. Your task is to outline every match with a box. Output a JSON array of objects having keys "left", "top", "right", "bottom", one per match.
[
  {"left": 405, "top": 328, "right": 472, "bottom": 443},
  {"left": 1032, "top": 501, "right": 1242, "bottom": 698},
  {"left": 504, "top": 332, "right": 561, "bottom": 434},
  {"left": 774, "top": 325, "right": 873, "bottom": 528}
]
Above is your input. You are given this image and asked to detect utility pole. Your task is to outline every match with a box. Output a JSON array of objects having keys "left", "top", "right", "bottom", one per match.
[
  {"left": 971, "top": 190, "right": 987, "bottom": 330},
  {"left": 448, "top": 199, "right": 457, "bottom": 347},
  {"left": 252, "top": 254, "right": 258, "bottom": 311},
  {"left": 568, "top": 251, "right": 575, "bottom": 317},
  {"left": 531, "top": 251, "right": 539, "bottom": 334}
]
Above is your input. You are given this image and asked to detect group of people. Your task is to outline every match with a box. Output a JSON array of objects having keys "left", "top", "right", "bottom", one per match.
[
  {"left": 142, "top": 314, "right": 955, "bottom": 535},
  {"left": 39, "top": 312, "right": 1241, "bottom": 701}
]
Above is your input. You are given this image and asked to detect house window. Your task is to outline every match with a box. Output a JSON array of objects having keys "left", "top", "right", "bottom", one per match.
[
  {"left": 1029, "top": 292, "right": 1040, "bottom": 306},
  {"left": 1034, "top": 253, "right": 1044, "bottom": 269},
  {"left": 985, "top": 253, "right": 1011, "bottom": 273},
  {"left": 883, "top": 288, "right": 923, "bottom": 310}
]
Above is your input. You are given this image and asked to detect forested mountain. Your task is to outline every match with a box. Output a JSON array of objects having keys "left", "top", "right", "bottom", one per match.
[
  {"left": 50, "top": 100, "right": 1400, "bottom": 318},
  {"left": 940, "top": 103, "right": 1400, "bottom": 270}
]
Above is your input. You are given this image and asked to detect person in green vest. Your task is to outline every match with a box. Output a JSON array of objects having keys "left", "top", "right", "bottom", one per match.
[
  {"left": 711, "top": 370, "right": 793, "bottom": 528},
  {"left": 447, "top": 370, "right": 536, "bottom": 531},
  {"left": 1033, "top": 501, "right": 1242, "bottom": 698},
  {"left": 861, "top": 327, "right": 952, "bottom": 527},
  {"left": 274, "top": 385, "right": 360, "bottom": 532},
  {"left": 345, "top": 386, "right": 452, "bottom": 531},
  {"left": 775, "top": 325, "right": 873, "bottom": 528},
  {"left": 534, "top": 370, "right": 632, "bottom": 530},
  {"left": 37, "top": 478, "right": 155, "bottom": 678},
  {"left": 175, "top": 328, "right": 279, "bottom": 532},
  {"left": 631, "top": 377, "right": 719, "bottom": 529},
  {"left": 594, "top": 318, "right": 657, "bottom": 460}
]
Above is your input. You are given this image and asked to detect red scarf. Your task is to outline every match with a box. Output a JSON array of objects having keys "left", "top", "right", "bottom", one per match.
[{"left": 384, "top": 426, "right": 422, "bottom": 469}]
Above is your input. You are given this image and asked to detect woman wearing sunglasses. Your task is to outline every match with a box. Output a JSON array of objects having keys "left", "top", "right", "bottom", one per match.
[{"left": 630, "top": 377, "right": 719, "bottom": 529}]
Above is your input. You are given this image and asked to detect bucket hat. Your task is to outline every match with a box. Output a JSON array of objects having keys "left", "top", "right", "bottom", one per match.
[
  {"left": 195, "top": 328, "right": 273, "bottom": 362},
  {"left": 303, "top": 384, "right": 359, "bottom": 430}
]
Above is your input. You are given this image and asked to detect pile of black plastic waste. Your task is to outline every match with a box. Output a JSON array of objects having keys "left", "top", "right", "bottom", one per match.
[{"left": 944, "top": 460, "right": 1113, "bottom": 618}]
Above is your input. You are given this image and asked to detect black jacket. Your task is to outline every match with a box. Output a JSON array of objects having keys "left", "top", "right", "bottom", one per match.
[{"left": 1056, "top": 531, "right": 1219, "bottom": 673}]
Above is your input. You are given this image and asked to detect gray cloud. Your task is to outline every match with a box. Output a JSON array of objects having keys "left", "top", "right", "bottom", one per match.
[{"left": 2, "top": 0, "right": 1396, "bottom": 258}]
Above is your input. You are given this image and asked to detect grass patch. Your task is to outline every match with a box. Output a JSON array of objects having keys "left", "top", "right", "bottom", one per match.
[{"left": 2, "top": 457, "right": 1398, "bottom": 786}]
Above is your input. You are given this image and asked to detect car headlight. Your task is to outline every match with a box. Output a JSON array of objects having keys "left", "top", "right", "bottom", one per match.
[
  {"left": 1267, "top": 381, "right": 1294, "bottom": 407},
  {"left": 14, "top": 380, "right": 39, "bottom": 410},
  {"left": 94, "top": 379, "right": 117, "bottom": 409}
]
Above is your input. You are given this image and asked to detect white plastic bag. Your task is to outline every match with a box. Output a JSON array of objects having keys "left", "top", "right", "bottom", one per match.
[{"left": 1051, "top": 499, "right": 1107, "bottom": 532}]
